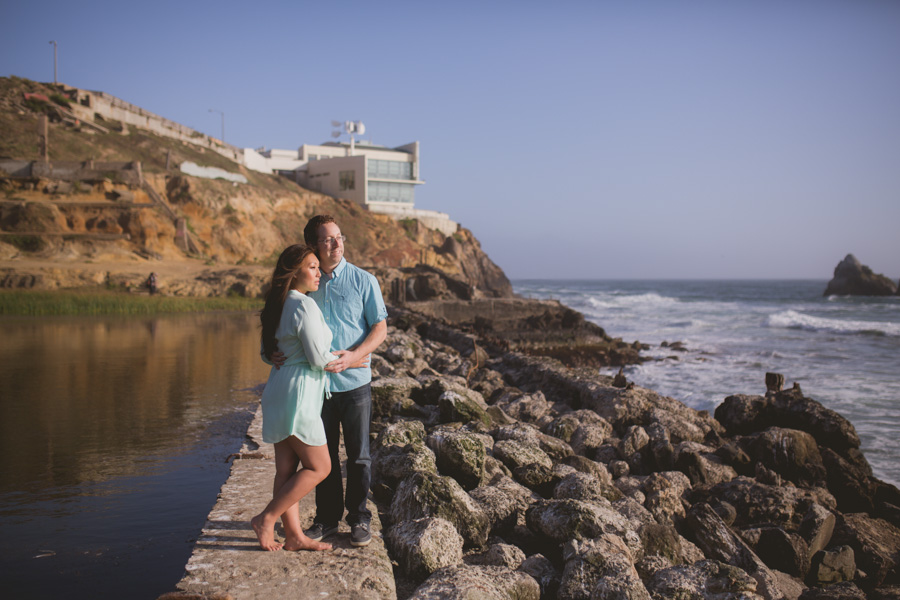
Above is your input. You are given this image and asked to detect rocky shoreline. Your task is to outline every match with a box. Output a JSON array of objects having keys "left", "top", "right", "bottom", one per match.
[
  {"left": 361, "top": 304, "right": 900, "bottom": 600},
  {"left": 174, "top": 299, "right": 900, "bottom": 600}
]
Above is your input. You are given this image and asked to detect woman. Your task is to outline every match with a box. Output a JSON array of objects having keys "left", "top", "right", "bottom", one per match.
[{"left": 250, "top": 244, "right": 339, "bottom": 552}]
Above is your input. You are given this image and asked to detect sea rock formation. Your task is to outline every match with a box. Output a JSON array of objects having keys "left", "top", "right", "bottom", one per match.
[
  {"left": 372, "top": 305, "right": 900, "bottom": 600},
  {"left": 823, "top": 254, "right": 898, "bottom": 296}
]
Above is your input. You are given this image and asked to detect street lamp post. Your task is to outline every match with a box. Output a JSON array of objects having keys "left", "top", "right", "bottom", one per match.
[
  {"left": 49, "top": 41, "right": 57, "bottom": 84},
  {"left": 208, "top": 109, "right": 224, "bottom": 143}
]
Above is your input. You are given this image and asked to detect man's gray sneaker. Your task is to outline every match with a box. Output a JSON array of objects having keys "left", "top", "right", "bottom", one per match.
[
  {"left": 350, "top": 522, "right": 371, "bottom": 547},
  {"left": 304, "top": 522, "right": 338, "bottom": 542}
]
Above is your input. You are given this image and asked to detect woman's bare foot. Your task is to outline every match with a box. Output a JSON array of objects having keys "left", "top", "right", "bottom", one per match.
[
  {"left": 283, "top": 534, "right": 332, "bottom": 552},
  {"left": 250, "top": 514, "right": 283, "bottom": 551}
]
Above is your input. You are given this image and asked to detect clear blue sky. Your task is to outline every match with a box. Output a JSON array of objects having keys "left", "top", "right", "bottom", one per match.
[{"left": 3, "top": 0, "right": 899, "bottom": 280}]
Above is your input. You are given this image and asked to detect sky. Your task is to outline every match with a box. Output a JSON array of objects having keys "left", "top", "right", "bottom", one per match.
[{"left": 3, "top": 0, "right": 899, "bottom": 280}]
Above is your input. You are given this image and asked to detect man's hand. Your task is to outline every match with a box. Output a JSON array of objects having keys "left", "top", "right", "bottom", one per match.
[
  {"left": 326, "top": 349, "right": 370, "bottom": 373},
  {"left": 271, "top": 350, "right": 286, "bottom": 370}
]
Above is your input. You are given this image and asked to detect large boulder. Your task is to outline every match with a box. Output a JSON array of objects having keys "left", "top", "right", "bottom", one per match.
[
  {"left": 715, "top": 390, "right": 861, "bottom": 456},
  {"left": 799, "top": 581, "right": 867, "bottom": 600},
  {"left": 525, "top": 498, "right": 642, "bottom": 558},
  {"left": 831, "top": 512, "right": 900, "bottom": 590},
  {"left": 425, "top": 427, "right": 488, "bottom": 490},
  {"left": 408, "top": 564, "right": 540, "bottom": 600},
  {"left": 438, "top": 390, "right": 492, "bottom": 427},
  {"left": 370, "top": 375, "right": 422, "bottom": 420},
  {"left": 800, "top": 503, "right": 837, "bottom": 559},
  {"left": 747, "top": 427, "right": 827, "bottom": 488},
  {"left": 674, "top": 442, "right": 739, "bottom": 486},
  {"left": 558, "top": 534, "right": 650, "bottom": 600},
  {"left": 684, "top": 503, "right": 786, "bottom": 600},
  {"left": 823, "top": 254, "right": 897, "bottom": 296},
  {"left": 390, "top": 472, "right": 490, "bottom": 548},
  {"left": 691, "top": 477, "right": 836, "bottom": 531},
  {"left": 771, "top": 389, "right": 861, "bottom": 455},
  {"left": 493, "top": 389, "right": 552, "bottom": 423},
  {"left": 386, "top": 517, "right": 464, "bottom": 580},
  {"left": 554, "top": 471, "right": 616, "bottom": 505},
  {"left": 647, "top": 560, "right": 764, "bottom": 600},
  {"left": 372, "top": 421, "right": 438, "bottom": 498},
  {"left": 807, "top": 545, "right": 856, "bottom": 587},
  {"left": 740, "top": 525, "right": 811, "bottom": 578},
  {"left": 493, "top": 438, "right": 553, "bottom": 473},
  {"left": 465, "top": 543, "right": 526, "bottom": 569},
  {"left": 494, "top": 422, "right": 575, "bottom": 463},
  {"left": 518, "top": 553, "right": 561, "bottom": 600}
]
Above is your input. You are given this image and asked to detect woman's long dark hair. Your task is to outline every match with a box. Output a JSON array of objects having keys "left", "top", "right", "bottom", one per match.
[{"left": 260, "top": 244, "right": 316, "bottom": 359}]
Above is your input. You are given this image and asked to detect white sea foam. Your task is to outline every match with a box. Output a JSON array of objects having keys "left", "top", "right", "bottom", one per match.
[
  {"left": 515, "top": 279, "right": 900, "bottom": 486},
  {"left": 767, "top": 310, "right": 900, "bottom": 337}
]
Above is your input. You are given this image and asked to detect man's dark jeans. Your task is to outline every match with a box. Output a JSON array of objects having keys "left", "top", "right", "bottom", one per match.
[{"left": 315, "top": 383, "right": 372, "bottom": 526}]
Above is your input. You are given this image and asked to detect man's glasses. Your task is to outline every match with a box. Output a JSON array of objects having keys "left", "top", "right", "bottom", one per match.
[{"left": 319, "top": 235, "right": 346, "bottom": 248}]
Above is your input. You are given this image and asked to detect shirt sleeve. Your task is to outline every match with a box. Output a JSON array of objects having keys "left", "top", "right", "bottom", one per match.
[
  {"left": 362, "top": 271, "right": 388, "bottom": 328},
  {"left": 296, "top": 300, "right": 337, "bottom": 370}
]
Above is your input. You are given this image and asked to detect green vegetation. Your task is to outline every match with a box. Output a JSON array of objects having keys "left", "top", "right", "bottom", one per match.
[
  {"left": 399, "top": 218, "right": 417, "bottom": 240},
  {"left": 49, "top": 93, "right": 72, "bottom": 107},
  {"left": 0, "top": 288, "right": 262, "bottom": 316},
  {"left": 3, "top": 234, "right": 47, "bottom": 252}
]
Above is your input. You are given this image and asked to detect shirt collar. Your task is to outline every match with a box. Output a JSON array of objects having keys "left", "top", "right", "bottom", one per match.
[{"left": 325, "top": 257, "right": 347, "bottom": 280}]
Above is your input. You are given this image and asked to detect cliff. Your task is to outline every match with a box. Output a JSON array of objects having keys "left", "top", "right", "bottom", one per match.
[{"left": 0, "top": 76, "right": 511, "bottom": 300}]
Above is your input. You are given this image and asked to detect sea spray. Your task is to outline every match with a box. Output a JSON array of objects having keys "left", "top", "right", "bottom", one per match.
[{"left": 515, "top": 279, "right": 900, "bottom": 487}]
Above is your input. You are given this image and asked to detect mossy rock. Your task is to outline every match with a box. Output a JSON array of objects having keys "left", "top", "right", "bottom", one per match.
[{"left": 390, "top": 471, "right": 489, "bottom": 548}]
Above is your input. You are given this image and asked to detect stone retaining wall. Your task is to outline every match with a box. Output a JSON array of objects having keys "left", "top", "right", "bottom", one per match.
[{"left": 173, "top": 407, "right": 396, "bottom": 600}]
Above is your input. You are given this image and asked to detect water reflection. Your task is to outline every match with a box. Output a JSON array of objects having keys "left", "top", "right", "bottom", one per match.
[{"left": 0, "top": 312, "right": 269, "bottom": 599}]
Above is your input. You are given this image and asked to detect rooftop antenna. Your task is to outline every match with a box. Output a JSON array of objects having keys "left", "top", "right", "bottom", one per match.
[{"left": 331, "top": 120, "right": 366, "bottom": 155}]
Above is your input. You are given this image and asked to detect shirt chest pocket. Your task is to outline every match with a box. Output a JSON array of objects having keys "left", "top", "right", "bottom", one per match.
[{"left": 332, "top": 287, "right": 364, "bottom": 325}]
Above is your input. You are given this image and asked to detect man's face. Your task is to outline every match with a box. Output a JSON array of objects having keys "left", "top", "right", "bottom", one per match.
[{"left": 316, "top": 222, "right": 344, "bottom": 268}]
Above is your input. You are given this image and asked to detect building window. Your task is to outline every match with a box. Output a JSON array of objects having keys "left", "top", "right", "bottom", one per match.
[
  {"left": 368, "top": 159, "right": 412, "bottom": 180},
  {"left": 368, "top": 181, "right": 414, "bottom": 204},
  {"left": 339, "top": 170, "right": 355, "bottom": 191}
]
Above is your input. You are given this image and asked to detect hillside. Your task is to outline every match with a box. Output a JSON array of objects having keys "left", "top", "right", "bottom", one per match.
[{"left": 0, "top": 76, "right": 511, "bottom": 300}]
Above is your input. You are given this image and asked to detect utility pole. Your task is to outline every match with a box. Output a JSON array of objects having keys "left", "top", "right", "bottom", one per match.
[
  {"left": 49, "top": 41, "right": 58, "bottom": 84},
  {"left": 208, "top": 109, "right": 224, "bottom": 143},
  {"left": 39, "top": 115, "right": 49, "bottom": 161}
]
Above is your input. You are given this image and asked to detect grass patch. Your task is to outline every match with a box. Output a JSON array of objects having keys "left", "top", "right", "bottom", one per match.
[
  {"left": 0, "top": 288, "right": 262, "bottom": 316},
  {"left": 399, "top": 218, "right": 417, "bottom": 241}
]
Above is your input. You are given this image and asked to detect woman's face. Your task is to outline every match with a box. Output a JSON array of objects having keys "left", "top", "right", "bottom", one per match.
[{"left": 293, "top": 253, "right": 321, "bottom": 294}]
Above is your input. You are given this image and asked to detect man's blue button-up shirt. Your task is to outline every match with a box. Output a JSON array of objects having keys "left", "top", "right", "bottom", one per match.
[{"left": 307, "top": 258, "right": 387, "bottom": 393}]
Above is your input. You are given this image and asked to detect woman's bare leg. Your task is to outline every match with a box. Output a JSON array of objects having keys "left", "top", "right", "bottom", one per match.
[
  {"left": 280, "top": 437, "right": 332, "bottom": 551},
  {"left": 272, "top": 441, "right": 303, "bottom": 543},
  {"left": 251, "top": 436, "right": 331, "bottom": 551}
]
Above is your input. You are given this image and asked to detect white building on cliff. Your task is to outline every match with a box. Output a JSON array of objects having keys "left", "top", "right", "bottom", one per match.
[
  {"left": 243, "top": 133, "right": 456, "bottom": 236},
  {"left": 46, "top": 85, "right": 455, "bottom": 235}
]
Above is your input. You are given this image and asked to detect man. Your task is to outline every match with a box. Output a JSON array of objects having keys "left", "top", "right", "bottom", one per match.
[{"left": 300, "top": 214, "right": 387, "bottom": 547}]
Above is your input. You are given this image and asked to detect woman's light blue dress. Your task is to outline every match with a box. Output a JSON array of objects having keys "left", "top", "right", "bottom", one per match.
[{"left": 260, "top": 290, "right": 336, "bottom": 446}]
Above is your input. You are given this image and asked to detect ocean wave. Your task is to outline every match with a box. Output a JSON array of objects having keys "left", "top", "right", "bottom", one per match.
[
  {"left": 585, "top": 292, "right": 679, "bottom": 311},
  {"left": 767, "top": 310, "right": 900, "bottom": 337}
]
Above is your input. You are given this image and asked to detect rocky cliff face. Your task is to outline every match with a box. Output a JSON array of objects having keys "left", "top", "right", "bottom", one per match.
[
  {"left": 823, "top": 254, "right": 898, "bottom": 297},
  {"left": 0, "top": 77, "right": 512, "bottom": 299}
]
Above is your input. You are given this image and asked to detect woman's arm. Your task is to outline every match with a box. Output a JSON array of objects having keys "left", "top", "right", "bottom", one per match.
[
  {"left": 260, "top": 343, "right": 275, "bottom": 366},
  {"left": 297, "top": 302, "right": 336, "bottom": 370},
  {"left": 324, "top": 319, "right": 386, "bottom": 373}
]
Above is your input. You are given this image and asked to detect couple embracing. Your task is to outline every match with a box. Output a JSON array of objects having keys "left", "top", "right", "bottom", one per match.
[{"left": 250, "top": 214, "right": 387, "bottom": 552}]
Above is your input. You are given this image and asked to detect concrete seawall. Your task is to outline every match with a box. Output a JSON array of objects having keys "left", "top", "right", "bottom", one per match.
[{"left": 173, "top": 407, "right": 396, "bottom": 599}]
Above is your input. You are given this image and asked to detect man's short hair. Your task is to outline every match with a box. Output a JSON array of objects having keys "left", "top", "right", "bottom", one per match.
[{"left": 303, "top": 214, "right": 336, "bottom": 247}]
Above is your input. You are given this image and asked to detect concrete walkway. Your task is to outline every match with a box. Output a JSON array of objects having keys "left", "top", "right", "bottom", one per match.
[{"left": 175, "top": 407, "right": 396, "bottom": 599}]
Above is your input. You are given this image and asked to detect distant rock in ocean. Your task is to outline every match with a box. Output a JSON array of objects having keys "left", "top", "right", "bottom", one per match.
[{"left": 823, "top": 254, "right": 898, "bottom": 296}]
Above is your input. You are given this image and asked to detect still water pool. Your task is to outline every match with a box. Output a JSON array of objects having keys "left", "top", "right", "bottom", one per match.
[{"left": 0, "top": 312, "right": 269, "bottom": 599}]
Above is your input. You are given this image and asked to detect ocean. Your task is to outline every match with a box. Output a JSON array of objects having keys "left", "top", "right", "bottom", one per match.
[{"left": 513, "top": 279, "right": 900, "bottom": 488}]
